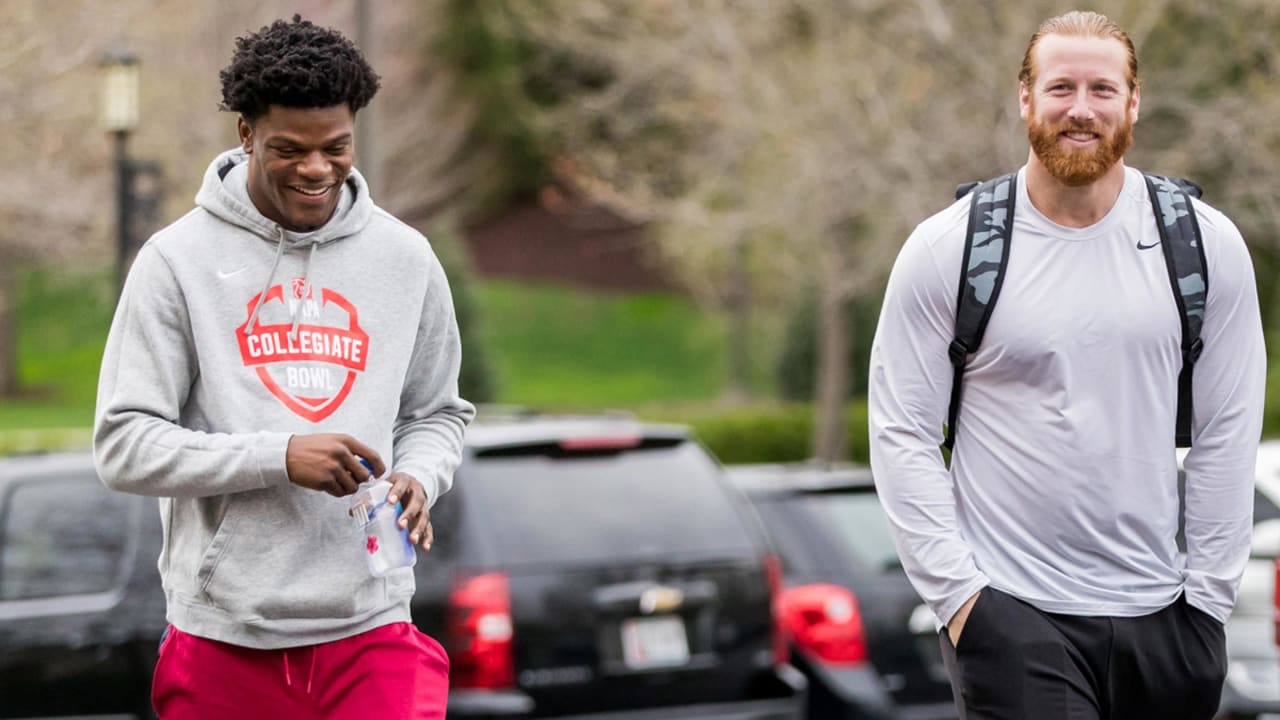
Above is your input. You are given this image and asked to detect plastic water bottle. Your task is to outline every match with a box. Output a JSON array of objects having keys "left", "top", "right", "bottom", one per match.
[{"left": 351, "top": 459, "right": 417, "bottom": 577}]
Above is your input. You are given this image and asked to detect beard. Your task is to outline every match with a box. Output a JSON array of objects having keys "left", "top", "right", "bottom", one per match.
[{"left": 1027, "top": 112, "right": 1133, "bottom": 187}]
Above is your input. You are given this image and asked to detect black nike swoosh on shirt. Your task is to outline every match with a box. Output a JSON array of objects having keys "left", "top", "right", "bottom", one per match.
[{"left": 1136, "top": 240, "right": 1162, "bottom": 250}]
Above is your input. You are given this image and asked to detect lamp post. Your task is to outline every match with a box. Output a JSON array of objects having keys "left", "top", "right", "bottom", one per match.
[{"left": 101, "top": 48, "right": 139, "bottom": 296}]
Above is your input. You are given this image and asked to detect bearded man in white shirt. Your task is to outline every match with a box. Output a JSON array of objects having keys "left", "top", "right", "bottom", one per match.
[{"left": 869, "top": 10, "right": 1265, "bottom": 720}]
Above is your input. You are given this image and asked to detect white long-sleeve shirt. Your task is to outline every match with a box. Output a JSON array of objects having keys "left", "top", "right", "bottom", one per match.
[{"left": 868, "top": 165, "right": 1265, "bottom": 625}]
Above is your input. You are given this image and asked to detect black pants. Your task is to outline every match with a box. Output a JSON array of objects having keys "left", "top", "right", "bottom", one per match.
[{"left": 938, "top": 588, "right": 1227, "bottom": 720}]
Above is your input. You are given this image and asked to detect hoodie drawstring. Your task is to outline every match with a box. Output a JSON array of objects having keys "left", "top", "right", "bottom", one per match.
[
  {"left": 245, "top": 227, "right": 287, "bottom": 335},
  {"left": 281, "top": 646, "right": 318, "bottom": 694},
  {"left": 306, "top": 645, "right": 317, "bottom": 694},
  {"left": 290, "top": 241, "right": 319, "bottom": 341}
]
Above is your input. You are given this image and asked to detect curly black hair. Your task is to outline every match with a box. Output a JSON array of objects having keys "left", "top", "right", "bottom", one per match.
[{"left": 219, "top": 15, "right": 381, "bottom": 121}]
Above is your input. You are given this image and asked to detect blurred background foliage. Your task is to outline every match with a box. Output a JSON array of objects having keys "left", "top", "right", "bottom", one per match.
[{"left": 3, "top": 0, "right": 1280, "bottom": 463}]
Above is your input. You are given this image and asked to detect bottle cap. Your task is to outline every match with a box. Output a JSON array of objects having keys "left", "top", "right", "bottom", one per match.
[{"left": 349, "top": 458, "right": 389, "bottom": 517}]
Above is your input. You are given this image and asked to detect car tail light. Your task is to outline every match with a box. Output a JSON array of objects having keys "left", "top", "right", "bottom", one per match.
[
  {"left": 777, "top": 583, "right": 868, "bottom": 666},
  {"left": 763, "top": 553, "right": 788, "bottom": 665},
  {"left": 447, "top": 573, "right": 515, "bottom": 689},
  {"left": 1274, "top": 558, "right": 1280, "bottom": 648}
]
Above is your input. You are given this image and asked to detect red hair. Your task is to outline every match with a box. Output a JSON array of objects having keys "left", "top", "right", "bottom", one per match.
[{"left": 1019, "top": 11, "right": 1138, "bottom": 92}]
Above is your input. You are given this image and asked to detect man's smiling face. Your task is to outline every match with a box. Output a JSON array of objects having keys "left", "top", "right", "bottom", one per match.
[
  {"left": 1020, "top": 33, "right": 1139, "bottom": 187},
  {"left": 239, "top": 104, "right": 354, "bottom": 232}
]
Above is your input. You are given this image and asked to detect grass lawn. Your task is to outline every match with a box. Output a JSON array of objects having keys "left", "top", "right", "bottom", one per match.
[
  {"left": 0, "top": 269, "right": 112, "bottom": 431},
  {"left": 14, "top": 268, "right": 113, "bottom": 403},
  {"left": 0, "top": 268, "right": 112, "bottom": 451},
  {"left": 474, "top": 281, "right": 733, "bottom": 408}
]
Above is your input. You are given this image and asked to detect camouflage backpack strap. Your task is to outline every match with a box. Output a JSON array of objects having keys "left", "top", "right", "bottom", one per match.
[
  {"left": 1143, "top": 173, "right": 1208, "bottom": 448},
  {"left": 944, "top": 172, "right": 1017, "bottom": 451}
]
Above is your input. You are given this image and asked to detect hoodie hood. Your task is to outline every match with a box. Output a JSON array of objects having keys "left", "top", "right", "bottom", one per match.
[
  {"left": 195, "top": 148, "right": 376, "bottom": 338},
  {"left": 195, "top": 147, "right": 373, "bottom": 246}
]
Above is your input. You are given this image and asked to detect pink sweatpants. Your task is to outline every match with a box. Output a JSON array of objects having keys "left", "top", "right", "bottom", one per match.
[{"left": 152, "top": 622, "right": 449, "bottom": 720}]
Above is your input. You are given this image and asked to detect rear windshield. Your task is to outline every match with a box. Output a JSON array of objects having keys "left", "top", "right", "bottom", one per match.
[
  {"left": 759, "top": 489, "right": 900, "bottom": 575},
  {"left": 460, "top": 442, "right": 758, "bottom": 566}
]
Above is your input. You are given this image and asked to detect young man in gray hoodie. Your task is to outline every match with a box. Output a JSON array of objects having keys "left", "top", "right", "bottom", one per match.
[{"left": 94, "top": 16, "right": 474, "bottom": 719}]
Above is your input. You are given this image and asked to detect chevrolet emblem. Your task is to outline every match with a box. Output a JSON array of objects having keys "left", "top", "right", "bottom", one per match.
[{"left": 639, "top": 586, "right": 684, "bottom": 614}]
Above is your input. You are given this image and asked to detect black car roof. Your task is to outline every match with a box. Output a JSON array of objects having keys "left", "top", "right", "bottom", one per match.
[
  {"left": 464, "top": 415, "right": 689, "bottom": 452},
  {"left": 724, "top": 462, "right": 875, "bottom": 497}
]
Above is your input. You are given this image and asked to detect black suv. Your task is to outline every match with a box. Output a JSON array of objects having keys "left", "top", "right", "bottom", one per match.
[
  {"left": 726, "top": 463, "right": 957, "bottom": 720},
  {"left": 0, "top": 451, "right": 167, "bottom": 718},
  {"left": 0, "top": 418, "right": 804, "bottom": 719}
]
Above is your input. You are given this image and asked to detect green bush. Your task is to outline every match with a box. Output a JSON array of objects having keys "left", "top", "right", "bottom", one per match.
[
  {"left": 1264, "top": 358, "right": 1280, "bottom": 438},
  {"left": 644, "top": 400, "right": 871, "bottom": 465},
  {"left": 688, "top": 405, "right": 814, "bottom": 464}
]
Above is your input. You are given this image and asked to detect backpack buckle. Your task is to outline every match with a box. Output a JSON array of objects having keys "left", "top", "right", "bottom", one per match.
[
  {"left": 948, "top": 339, "right": 969, "bottom": 367},
  {"left": 1185, "top": 337, "right": 1204, "bottom": 364}
]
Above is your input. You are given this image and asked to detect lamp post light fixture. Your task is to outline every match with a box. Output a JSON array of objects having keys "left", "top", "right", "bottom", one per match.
[
  {"left": 101, "top": 49, "right": 139, "bottom": 134},
  {"left": 101, "top": 48, "right": 139, "bottom": 295}
]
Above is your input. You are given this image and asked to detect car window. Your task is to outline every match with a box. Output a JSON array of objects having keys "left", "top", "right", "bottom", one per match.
[
  {"left": 460, "top": 442, "right": 757, "bottom": 566},
  {"left": 794, "top": 490, "right": 901, "bottom": 574},
  {"left": 0, "top": 477, "right": 134, "bottom": 600},
  {"left": 746, "top": 499, "right": 820, "bottom": 575}
]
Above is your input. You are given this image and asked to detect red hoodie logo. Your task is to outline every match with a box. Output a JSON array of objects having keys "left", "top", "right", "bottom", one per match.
[
  {"left": 291, "top": 277, "right": 313, "bottom": 299},
  {"left": 235, "top": 280, "right": 370, "bottom": 422}
]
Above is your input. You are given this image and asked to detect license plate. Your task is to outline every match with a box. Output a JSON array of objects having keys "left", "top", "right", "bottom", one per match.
[{"left": 620, "top": 616, "right": 689, "bottom": 669}]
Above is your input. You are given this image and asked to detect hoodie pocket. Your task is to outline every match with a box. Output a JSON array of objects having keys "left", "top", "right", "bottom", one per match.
[
  {"left": 196, "top": 497, "right": 243, "bottom": 599},
  {"left": 196, "top": 490, "right": 394, "bottom": 623}
]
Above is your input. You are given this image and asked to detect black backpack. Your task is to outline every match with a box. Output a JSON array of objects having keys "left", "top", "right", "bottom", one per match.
[{"left": 945, "top": 172, "right": 1208, "bottom": 451}]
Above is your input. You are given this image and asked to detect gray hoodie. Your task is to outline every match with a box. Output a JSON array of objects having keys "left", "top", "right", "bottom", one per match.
[{"left": 94, "top": 148, "right": 475, "bottom": 649}]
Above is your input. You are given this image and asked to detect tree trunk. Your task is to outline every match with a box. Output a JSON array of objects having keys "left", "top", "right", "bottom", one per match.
[
  {"left": 0, "top": 265, "right": 18, "bottom": 397},
  {"left": 811, "top": 265, "right": 851, "bottom": 463},
  {"left": 355, "top": 0, "right": 383, "bottom": 195},
  {"left": 723, "top": 234, "right": 751, "bottom": 402}
]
